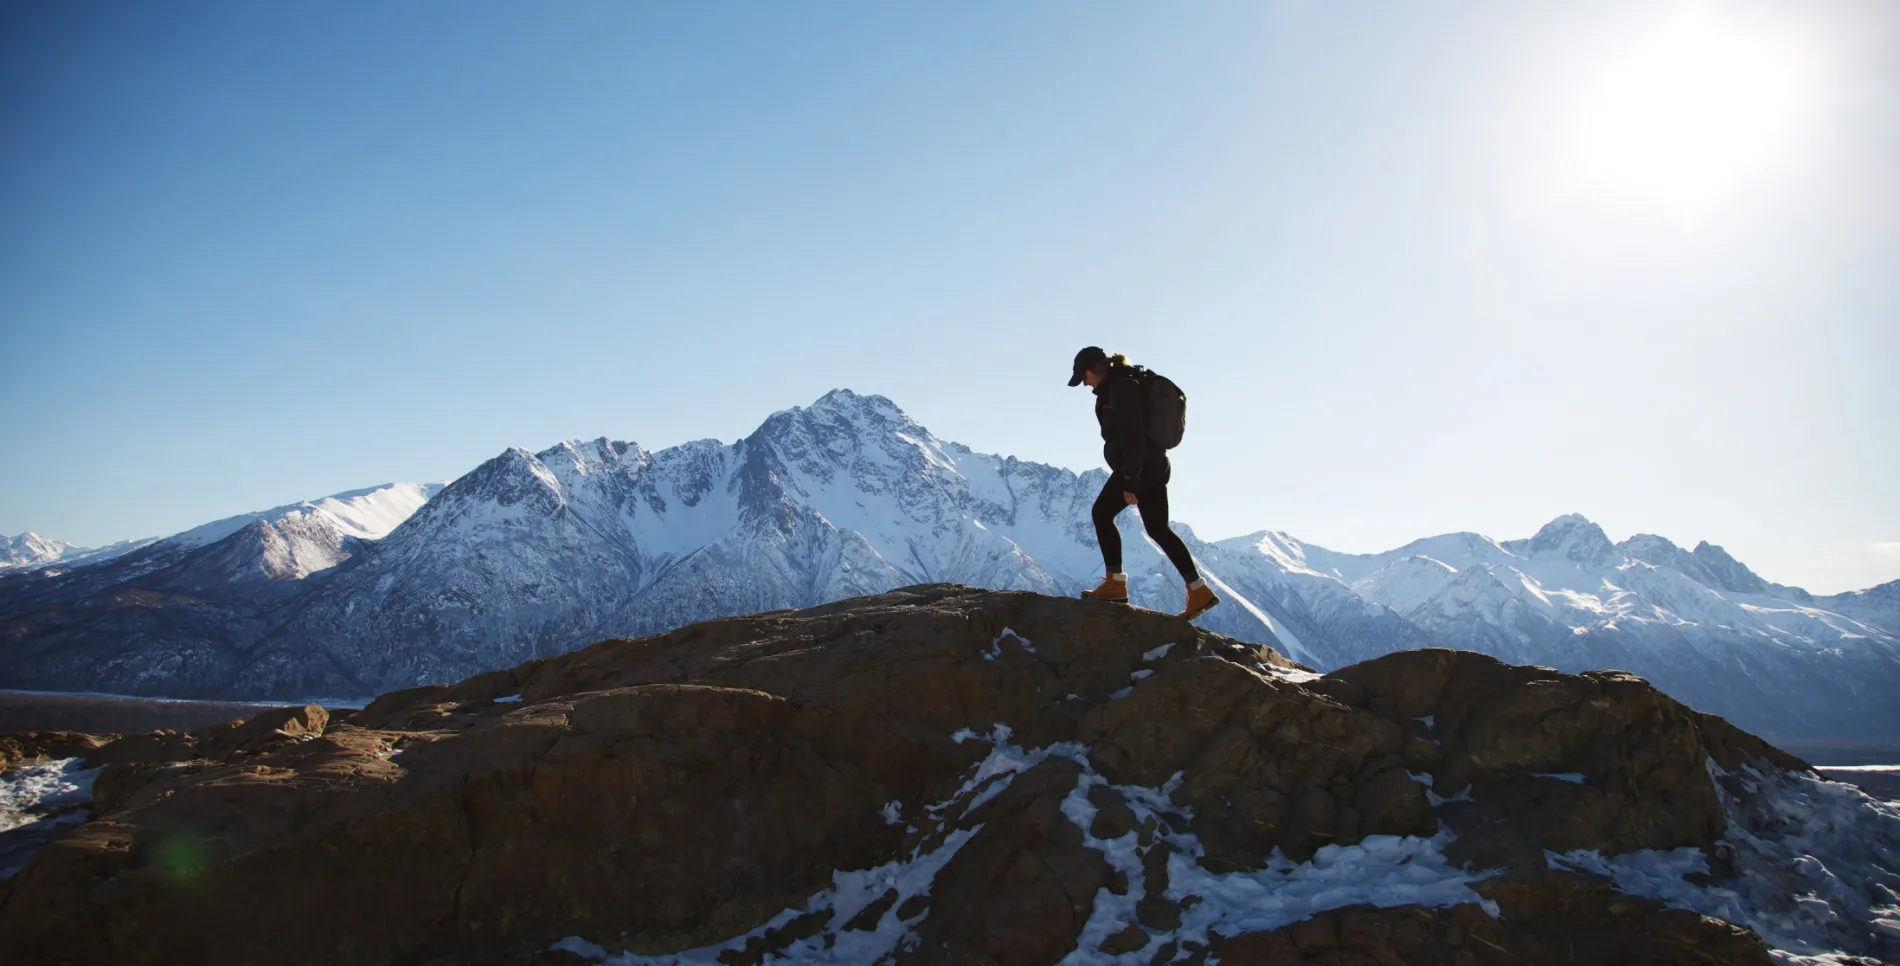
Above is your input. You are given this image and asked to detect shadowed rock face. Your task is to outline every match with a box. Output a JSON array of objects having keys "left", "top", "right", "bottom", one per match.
[{"left": 0, "top": 586, "right": 1820, "bottom": 964}]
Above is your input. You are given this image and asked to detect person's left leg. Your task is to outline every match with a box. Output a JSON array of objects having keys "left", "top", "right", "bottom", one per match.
[
  {"left": 1082, "top": 473, "right": 1131, "bottom": 601},
  {"left": 1090, "top": 473, "right": 1128, "bottom": 575}
]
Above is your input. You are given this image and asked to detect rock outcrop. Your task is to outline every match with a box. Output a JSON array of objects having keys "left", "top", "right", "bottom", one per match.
[{"left": 0, "top": 585, "right": 1894, "bottom": 965}]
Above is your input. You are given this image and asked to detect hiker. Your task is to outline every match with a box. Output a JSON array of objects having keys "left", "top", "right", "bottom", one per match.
[{"left": 1068, "top": 346, "right": 1220, "bottom": 620}]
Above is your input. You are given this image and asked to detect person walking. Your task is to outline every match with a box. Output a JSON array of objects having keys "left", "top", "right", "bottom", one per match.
[{"left": 1068, "top": 346, "right": 1220, "bottom": 620}]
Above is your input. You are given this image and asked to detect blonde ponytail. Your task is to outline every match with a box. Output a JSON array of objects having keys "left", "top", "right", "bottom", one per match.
[{"left": 1108, "top": 352, "right": 1129, "bottom": 368}]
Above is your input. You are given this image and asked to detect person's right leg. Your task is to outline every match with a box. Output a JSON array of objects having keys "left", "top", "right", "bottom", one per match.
[
  {"left": 1133, "top": 479, "right": 1200, "bottom": 584},
  {"left": 1083, "top": 474, "right": 1130, "bottom": 600},
  {"left": 1133, "top": 463, "right": 1219, "bottom": 619}
]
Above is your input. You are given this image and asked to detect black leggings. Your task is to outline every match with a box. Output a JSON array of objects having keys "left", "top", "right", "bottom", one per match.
[{"left": 1091, "top": 460, "right": 1200, "bottom": 583}]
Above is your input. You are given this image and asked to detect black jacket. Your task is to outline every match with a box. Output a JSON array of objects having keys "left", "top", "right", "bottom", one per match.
[{"left": 1093, "top": 365, "right": 1159, "bottom": 489}]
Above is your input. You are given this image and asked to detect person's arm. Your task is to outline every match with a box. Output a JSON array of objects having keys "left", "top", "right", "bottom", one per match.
[{"left": 1111, "top": 376, "right": 1148, "bottom": 492}]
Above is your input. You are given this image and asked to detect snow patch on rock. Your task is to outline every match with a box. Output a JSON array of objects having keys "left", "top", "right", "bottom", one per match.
[
  {"left": 1549, "top": 761, "right": 1900, "bottom": 964},
  {"left": 1058, "top": 767, "right": 1496, "bottom": 963},
  {"left": 0, "top": 758, "right": 99, "bottom": 837},
  {"left": 556, "top": 731, "right": 1502, "bottom": 964},
  {"left": 0, "top": 758, "right": 102, "bottom": 879}
]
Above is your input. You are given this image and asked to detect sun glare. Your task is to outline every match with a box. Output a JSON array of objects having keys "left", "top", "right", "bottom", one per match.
[{"left": 1566, "top": 7, "right": 1808, "bottom": 223}]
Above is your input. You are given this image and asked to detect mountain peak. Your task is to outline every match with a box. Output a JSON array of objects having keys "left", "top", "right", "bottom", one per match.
[
  {"left": 748, "top": 390, "right": 926, "bottom": 454},
  {"left": 813, "top": 386, "right": 868, "bottom": 405},
  {"left": 806, "top": 388, "right": 906, "bottom": 421},
  {"left": 2, "top": 531, "right": 81, "bottom": 569},
  {"left": 1521, "top": 513, "right": 1616, "bottom": 563},
  {"left": 751, "top": 389, "right": 909, "bottom": 437},
  {"left": 1690, "top": 541, "right": 1770, "bottom": 595},
  {"left": 533, "top": 437, "right": 643, "bottom": 471},
  {"left": 428, "top": 448, "right": 565, "bottom": 516},
  {"left": 1621, "top": 532, "right": 1682, "bottom": 555},
  {"left": 1861, "top": 578, "right": 1900, "bottom": 601}
]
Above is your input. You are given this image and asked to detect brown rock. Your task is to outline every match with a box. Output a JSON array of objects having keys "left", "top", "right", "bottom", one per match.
[
  {"left": 0, "top": 586, "right": 1792, "bottom": 966},
  {"left": 896, "top": 893, "right": 931, "bottom": 922},
  {"left": 1089, "top": 784, "right": 1138, "bottom": 840},
  {"left": 907, "top": 758, "right": 1115, "bottom": 965},
  {"left": 0, "top": 731, "right": 111, "bottom": 771},
  {"left": 82, "top": 730, "right": 198, "bottom": 768},
  {"left": 843, "top": 888, "right": 899, "bottom": 931},
  {"left": 1101, "top": 922, "right": 1150, "bottom": 955},
  {"left": 1323, "top": 649, "right": 1750, "bottom": 859},
  {"left": 1286, "top": 913, "right": 1338, "bottom": 954},
  {"left": 445, "top": 663, "right": 546, "bottom": 705},
  {"left": 194, "top": 704, "right": 329, "bottom": 759},
  {"left": 1206, "top": 930, "right": 1303, "bottom": 965},
  {"left": 1136, "top": 842, "right": 1181, "bottom": 930},
  {"left": 1083, "top": 656, "right": 1437, "bottom": 865},
  {"left": 1694, "top": 711, "right": 1811, "bottom": 773},
  {"left": 349, "top": 684, "right": 456, "bottom": 731},
  {"left": 91, "top": 760, "right": 208, "bottom": 815}
]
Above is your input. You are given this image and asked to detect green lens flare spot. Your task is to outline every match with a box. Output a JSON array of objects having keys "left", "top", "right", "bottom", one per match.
[{"left": 153, "top": 832, "right": 208, "bottom": 881}]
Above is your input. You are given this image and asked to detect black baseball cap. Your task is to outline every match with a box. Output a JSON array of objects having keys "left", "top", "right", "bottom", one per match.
[{"left": 1068, "top": 346, "right": 1109, "bottom": 386}]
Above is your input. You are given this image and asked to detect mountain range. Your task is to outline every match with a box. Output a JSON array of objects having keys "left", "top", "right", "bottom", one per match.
[{"left": 3, "top": 389, "right": 1896, "bottom": 739}]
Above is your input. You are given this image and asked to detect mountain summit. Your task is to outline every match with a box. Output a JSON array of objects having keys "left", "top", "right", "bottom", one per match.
[
  {"left": 1507, "top": 512, "right": 1618, "bottom": 564},
  {"left": 0, "top": 533, "right": 77, "bottom": 570},
  {"left": 1, "top": 391, "right": 1895, "bottom": 740}
]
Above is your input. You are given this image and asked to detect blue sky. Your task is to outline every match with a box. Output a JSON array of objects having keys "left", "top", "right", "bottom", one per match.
[{"left": 3, "top": 1, "right": 1896, "bottom": 592}]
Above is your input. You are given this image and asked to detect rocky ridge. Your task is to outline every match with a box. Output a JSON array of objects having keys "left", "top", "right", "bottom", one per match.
[{"left": 1, "top": 587, "right": 1895, "bottom": 965}]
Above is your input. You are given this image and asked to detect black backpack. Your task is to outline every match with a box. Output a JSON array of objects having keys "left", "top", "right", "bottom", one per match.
[{"left": 1136, "top": 367, "right": 1187, "bottom": 449}]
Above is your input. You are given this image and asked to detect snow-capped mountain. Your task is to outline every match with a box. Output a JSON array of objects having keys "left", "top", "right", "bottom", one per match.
[
  {"left": 0, "top": 482, "right": 445, "bottom": 692},
  {"left": 1817, "top": 579, "right": 1900, "bottom": 638},
  {"left": 0, "top": 532, "right": 162, "bottom": 572},
  {"left": 0, "top": 483, "right": 437, "bottom": 579},
  {"left": 1, "top": 533, "right": 78, "bottom": 570},
  {"left": 1215, "top": 514, "right": 1900, "bottom": 738},
  {"left": 142, "top": 481, "right": 446, "bottom": 594},
  {"left": 1, "top": 391, "right": 1894, "bottom": 741},
  {"left": 163, "top": 482, "right": 443, "bottom": 554}
]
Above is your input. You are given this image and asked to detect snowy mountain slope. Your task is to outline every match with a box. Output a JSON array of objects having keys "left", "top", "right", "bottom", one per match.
[
  {"left": 0, "top": 390, "right": 1894, "bottom": 739},
  {"left": 162, "top": 482, "right": 442, "bottom": 551},
  {"left": 1241, "top": 528, "right": 1521, "bottom": 585},
  {"left": 0, "top": 482, "right": 445, "bottom": 696},
  {"left": 1818, "top": 579, "right": 1900, "bottom": 637},
  {"left": 1311, "top": 514, "right": 1900, "bottom": 737},
  {"left": 1175, "top": 533, "right": 1432, "bottom": 670},
  {"left": 1350, "top": 515, "right": 1892, "bottom": 659},
  {"left": 0, "top": 483, "right": 441, "bottom": 597},
  {"left": 0, "top": 533, "right": 158, "bottom": 573},
  {"left": 0, "top": 480, "right": 430, "bottom": 578},
  {"left": 1350, "top": 555, "right": 1458, "bottom": 614},
  {"left": 1616, "top": 531, "right": 1816, "bottom": 602}
]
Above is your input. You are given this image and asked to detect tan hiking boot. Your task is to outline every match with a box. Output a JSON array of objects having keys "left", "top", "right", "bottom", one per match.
[
  {"left": 1081, "top": 574, "right": 1129, "bottom": 603},
  {"left": 1181, "top": 581, "right": 1220, "bottom": 620}
]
